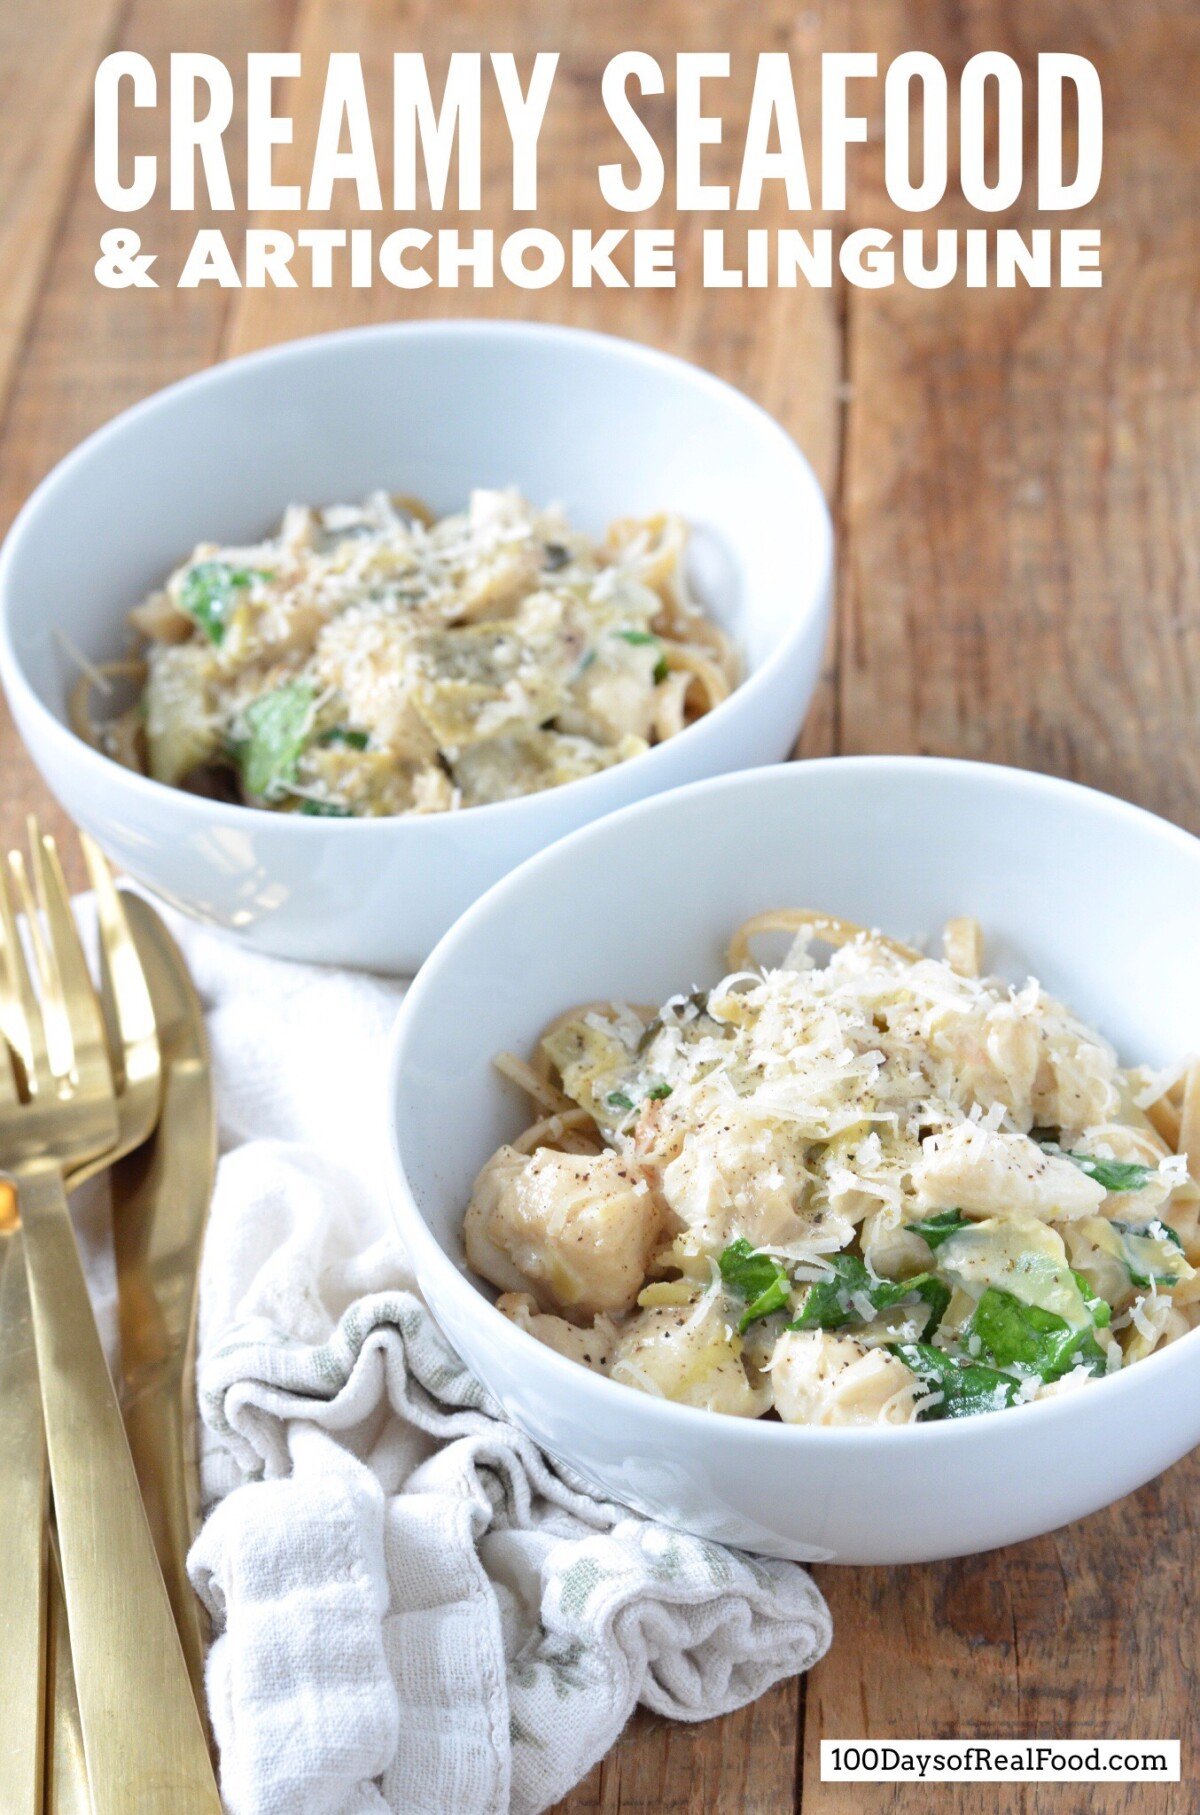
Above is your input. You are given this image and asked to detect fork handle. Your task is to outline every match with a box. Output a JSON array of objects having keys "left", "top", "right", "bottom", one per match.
[
  {"left": 18, "top": 1163, "right": 221, "bottom": 1813},
  {"left": 47, "top": 1530, "right": 91, "bottom": 1815},
  {"left": 121, "top": 1370, "right": 211, "bottom": 1719},
  {"left": 0, "top": 1221, "right": 46, "bottom": 1815}
]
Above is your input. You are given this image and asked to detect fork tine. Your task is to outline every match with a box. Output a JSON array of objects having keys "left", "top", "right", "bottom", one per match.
[
  {"left": 0, "top": 1033, "right": 19, "bottom": 1113},
  {"left": 0, "top": 851, "right": 53, "bottom": 1096},
  {"left": 0, "top": 1050, "right": 17, "bottom": 1113},
  {"left": 0, "top": 882, "right": 27, "bottom": 1111},
  {"left": 81, "top": 836, "right": 158, "bottom": 1097},
  {"left": 26, "top": 822, "right": 111, "bottom": 1099},
  {"left": 11, "top": 847, "right": 74, "bottom": 1086}
]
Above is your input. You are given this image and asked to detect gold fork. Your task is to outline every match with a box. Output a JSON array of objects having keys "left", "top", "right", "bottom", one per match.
[
  {"left": 0, "top": 825, "right": 97, "bottom": 1815},
  {"left": 1, "top": 833, "right": 160, "bottom": 1813},
  {"left": 0, "top": 822, "right": 220, "bottom": 1812},
  {"left": 46, "top": 841, "right": 187, "bottom": 1807},
  {"left": 73, "top": 835, "right": 161, "bottom": 1187}
]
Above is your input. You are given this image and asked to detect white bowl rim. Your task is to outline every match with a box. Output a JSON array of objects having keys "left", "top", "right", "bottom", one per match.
[
  {"left": 387, "top": 752, "right": 1200, "bottom": 1451},
  {"left": 0, "top": 317, "right": 832, "bottom": 836}
]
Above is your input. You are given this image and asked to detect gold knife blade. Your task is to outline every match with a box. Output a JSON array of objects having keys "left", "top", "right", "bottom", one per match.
[
  {"left": 111, "top": 893, "right": 217, "bottom": 1711},
  {"left": 0, "top": 1210, "right": 46, "bottom": 1815}
]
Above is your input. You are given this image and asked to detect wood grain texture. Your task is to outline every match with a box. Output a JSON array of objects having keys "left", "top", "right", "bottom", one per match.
[
  {"left": 833, "top": 0, "right": 1200, "bottom": 831},
  {"left": 0, "top": 1, "right": 1196, "bottom": 1810},
  {"left": 804, "top": 3, "right": 1200, "bottom": 1812},
  {"left": 562, "top": 1684, "right": 801, "bottom": 1815},
  {"left": 0, "top": 0, "right": 125, "bottom": 414}
]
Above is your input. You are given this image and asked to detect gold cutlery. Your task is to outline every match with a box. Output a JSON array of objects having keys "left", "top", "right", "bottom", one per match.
[
  {"left": 111, "top": 891, "right": 217, "bottom": 1714},
  {"left": 45, "top": 1529, "right": 89, "bottom": 1815},
  {"left": 0, "top": 822, "right": 220, "bottom": 1811},
  {"left": 2, "top": 832, "right": 160, "bottom": 1813},
  {"left": 72, "top": 839, "right": 161, "bottom": 1190},
  {"left": 47, "top": 858, "right": 215, "bottom": 1807},
  {"left": 0, "top": 1178, "right": 46, "bottom": 1813}
]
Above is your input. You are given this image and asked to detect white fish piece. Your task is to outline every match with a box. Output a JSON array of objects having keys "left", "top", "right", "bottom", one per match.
[
  {"left": 771, "top": 1330, "right": 921, "bottom": 1427},
  {"left": 913, "top": 1123, "right": 1105, "bottom": 1221},
  {"left": 661, "top": 1109, "right": 851, "bottom": 1256},
  {"left": 496, "top": 1293, "right": 616, "bottom": 1373},
  {"left": 609, "top": 1289, "right": 769, "bottom": 1416},
  {"left": 464, "top": 1144, "right": 662, "bottom": 1316}
]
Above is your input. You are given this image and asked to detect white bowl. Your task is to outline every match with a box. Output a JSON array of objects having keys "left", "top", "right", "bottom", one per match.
[
  {"left": 387, "top": 757, "right": 1200, "bottom": 1563},
  {"left": 0, "top": 321, "right": 831, "bottom": 972}
]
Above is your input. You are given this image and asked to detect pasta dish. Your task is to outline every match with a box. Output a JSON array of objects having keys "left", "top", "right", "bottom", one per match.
[
  {"left": 75, "top": 490, "right": 736, "bottom": 816},
  {"left": 465, "top": 912, "right": 1200, "bottom": 1425}
]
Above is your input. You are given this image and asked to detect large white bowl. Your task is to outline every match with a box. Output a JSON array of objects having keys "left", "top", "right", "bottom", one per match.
[
  {"left": 387, "top": 757, "right": 1200, "bottom": 1563},
  {"left": 0, "top": 321, "right": 831, "bottom": 972}
]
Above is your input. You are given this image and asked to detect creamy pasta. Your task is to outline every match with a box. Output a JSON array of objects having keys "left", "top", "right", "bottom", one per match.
[
  {"left": 75, "top": 490, "right": 736, "bottom": 816},
  {"left": 465, "top": 912, "right": 1200, "bottom": 1425}
]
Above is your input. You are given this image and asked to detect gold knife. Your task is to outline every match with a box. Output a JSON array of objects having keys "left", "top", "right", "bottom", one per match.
[
  {"left": 49, "top": 894, "right": 218, "bottom": 1805},
  {"left": 0, "top": 1200, "right": 47, "bottom": 1814},
  {"left": 109, "top": 893, "right": 217, "bottom": 1708}
]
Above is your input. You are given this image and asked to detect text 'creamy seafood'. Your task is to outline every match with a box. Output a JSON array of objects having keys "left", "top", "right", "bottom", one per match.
[
  {"left": 464, "top": 911, "right": 1200, "bottom": 1426},
  {"left": 75, "top": 490, "right": 737, "bottom": 816}
]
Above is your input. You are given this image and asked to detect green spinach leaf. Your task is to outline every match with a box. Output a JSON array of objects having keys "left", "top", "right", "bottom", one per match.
[
  {"left": 719, "top": 1239, "right": 792, "bottom": 1333},
  {"left": 317, "top": 726, "right": 369, "bottom": 751},
  {"left": 1070, "top": 1270, "right": 1113, "bottom": 1329},
  {"left": 298, "top": 798, "right": 352, "bottom": 818},
  {"left": 909, "top": 1209, "right": 969, "bottom": 1250},
  {"left": 790, "top": 1252, "right": 949, "bottom": 1341},
  {"left": 1110, "top": 1219, "right": 1189, "bottom": 1288},
  {"left": 233, "top": 681, "right": 314, "bottom": 800},
  {"left": 181, "top": 561, "right": 267, "bottom": 645},
  {"left": 968, "top": 1286, "right": 1107, "bottom": 1383},
  {"left": 888, "top": 1341, "right": 1022, "bottom": 1420}
]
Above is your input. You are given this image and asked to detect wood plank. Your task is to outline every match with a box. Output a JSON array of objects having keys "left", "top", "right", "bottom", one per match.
[
  {"left": 803, "top": 2, "right": 1200, "bottom": 1810},
  {"left": 0, "top": 0, "right": 300, "bottom": 532},
  {"left": 834, "top": 0, "right": 1200, "bottom": 828},
  {"left": 0, "top": 0, "right": 125, "bottom": 416},
  {"left": 0, "top": 0, "right": 300, "bottom": 881},
  {"left": 562, "top": 1684, "right": 799, "bottom": 1814}
]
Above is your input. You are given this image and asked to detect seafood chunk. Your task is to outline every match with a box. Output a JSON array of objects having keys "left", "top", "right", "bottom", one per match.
[
  {"left": 771, "top": 1330, "right": 921, "bottom": 1426},
  {"left": 609, "top": 1290, "right": 769, "bottom": 1416},
  {"left": 913, "top": 1124, "right": 1105, "bottom": 1221},
  {"left": 465, "top": 1145, "right": 661, "bottom": 1316}
]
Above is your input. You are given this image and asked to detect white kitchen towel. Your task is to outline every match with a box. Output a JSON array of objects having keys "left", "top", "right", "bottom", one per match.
[{"left": 159, "top": 912, "right": 832, "bottom": 1815}]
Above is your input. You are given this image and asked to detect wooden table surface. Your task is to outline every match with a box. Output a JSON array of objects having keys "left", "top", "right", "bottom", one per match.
[{"left": 2, "top": 3, "right": 1197, "bottom": 1809}]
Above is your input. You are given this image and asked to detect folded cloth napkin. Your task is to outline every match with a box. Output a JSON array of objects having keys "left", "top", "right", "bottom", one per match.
[{"left": 148, "top": 911, "right": 834, "bottom": 1815}]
